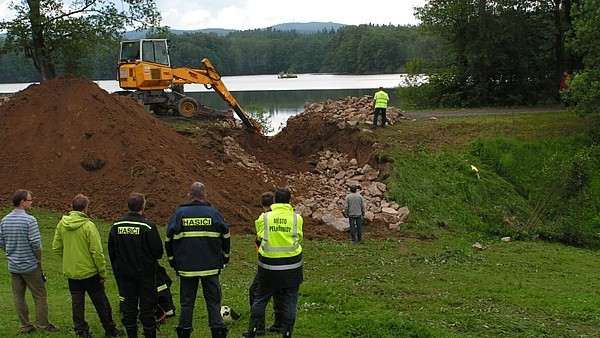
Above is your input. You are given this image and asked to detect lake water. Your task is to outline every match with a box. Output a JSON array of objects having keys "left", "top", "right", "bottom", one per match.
[{"left": 0, "top": 73, "right": 411, "bottom": 134}]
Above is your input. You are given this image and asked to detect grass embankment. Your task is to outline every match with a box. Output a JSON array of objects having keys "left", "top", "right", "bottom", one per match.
[
  {"left": 1, "top": 111, "right": 599, "bottom": 337},
  {"left": 381, "top": 111, "right": 600, "bottom": 247}
]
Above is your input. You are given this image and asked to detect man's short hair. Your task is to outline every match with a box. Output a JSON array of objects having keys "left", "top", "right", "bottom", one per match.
[
  {"left": 12, "top": 189, "right": 31, "bottom": 207},
  {"left": 379, "top": 86, "right": 384, "bottom": 90},
  {"left": 190, "top": 182, "right": 205, "bottom": 199},
  {"left": 274, "top": 187, "right": 291, "bottom": 204},
  {"left": 127, "top": 192, "right": 145, "bottom": 212},
  {"left": 72, "top": 194, "right": 90, "bottom": 212},
  {"left": 350, "top": 185, "right": 358, "bottom": 193},
  {"left": 260, "top": 192, "right": 274, "bottom": 208}
]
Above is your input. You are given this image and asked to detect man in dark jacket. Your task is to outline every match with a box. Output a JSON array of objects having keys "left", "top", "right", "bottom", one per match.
[
  {"left": 108, "top": 193, "right": 164, "bottom": 338},
  {"left": 166, "top": 182, "right": 230, "bottom": 338}
]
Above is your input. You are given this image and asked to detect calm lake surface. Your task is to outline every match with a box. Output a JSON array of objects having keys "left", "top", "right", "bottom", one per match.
[{"left": 0, "top": 73, "right": 409, "bottom": 134}]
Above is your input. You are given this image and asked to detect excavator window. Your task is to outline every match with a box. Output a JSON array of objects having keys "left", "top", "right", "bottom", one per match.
[
  {"left": 120, "top": 41, "right": 140, "bottom": 62},
  {"left": 142, "top": 40, "right": 170, "bottom": 66}
]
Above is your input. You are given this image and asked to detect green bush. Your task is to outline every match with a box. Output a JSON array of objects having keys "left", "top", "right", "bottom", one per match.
[
  {"left": 397, "top": 69, "right": 464, "bottom": 109},
  {"left": 565, "top": 69, "right": 600, "bottom": 116}
]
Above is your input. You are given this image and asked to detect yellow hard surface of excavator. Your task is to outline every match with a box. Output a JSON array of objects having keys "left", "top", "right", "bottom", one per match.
[{"left": 117, "top": 39, "right": 260, "bottom": 132}]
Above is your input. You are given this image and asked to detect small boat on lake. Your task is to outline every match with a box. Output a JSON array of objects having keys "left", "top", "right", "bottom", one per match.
[{"left": 278, "top": 72, "right": 298, "bottom": 79}]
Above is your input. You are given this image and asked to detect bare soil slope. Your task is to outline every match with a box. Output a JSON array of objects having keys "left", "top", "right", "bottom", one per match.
[{"left": 0, "top": 77, "right": 272, "bottom": 228}]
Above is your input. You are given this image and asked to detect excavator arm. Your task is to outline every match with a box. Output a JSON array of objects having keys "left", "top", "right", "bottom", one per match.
[{"left": 171, "top": 59, "right": 261, "bottom": 132}]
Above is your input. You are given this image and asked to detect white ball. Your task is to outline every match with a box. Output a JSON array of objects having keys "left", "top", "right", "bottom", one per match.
[{"left": 220, "top": 305, "right": 232, "bottom": 322}]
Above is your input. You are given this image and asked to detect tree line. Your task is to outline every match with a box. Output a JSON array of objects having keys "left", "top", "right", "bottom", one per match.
[
  {"left": 398, "top": 0, "right": 599, "bottom": 114},
  {"left": 0, "top": 24, "right": 439, "bottom": 83}
]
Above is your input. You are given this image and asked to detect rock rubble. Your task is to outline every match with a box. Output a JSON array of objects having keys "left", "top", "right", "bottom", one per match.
[
  {"left": 219, "top": 137, "right": 409, "bottom": 232},
  {"left": 290, "top": 150, "right": 409, "bottom": 231},
  {"left": 298, "top": 95, "right": 405, "bottom": 128}
]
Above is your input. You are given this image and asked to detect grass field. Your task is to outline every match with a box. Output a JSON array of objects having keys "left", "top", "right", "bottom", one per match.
[
  {"left": 1, "top": 209, "right": 600, "bottom": 337},
  {"left": 2, "top": 110, "right": 599, "bottom": 337}
]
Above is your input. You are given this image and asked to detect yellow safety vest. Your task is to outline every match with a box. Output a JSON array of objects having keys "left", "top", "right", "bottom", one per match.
[
  {"left": 256, "top": 204, "right": 303, "bottom": 270},
  {"left": 374, "top": 90, "right": 389, "bottom": 109}
]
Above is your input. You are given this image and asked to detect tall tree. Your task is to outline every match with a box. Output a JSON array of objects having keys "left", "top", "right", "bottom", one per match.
[{"left": 0, "top": 0, "right": 161, "bottom": 81}]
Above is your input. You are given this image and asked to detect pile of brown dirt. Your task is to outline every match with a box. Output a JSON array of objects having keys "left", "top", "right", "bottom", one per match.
[{"left": 0, "top": 77, "right": 272, "bottom": 228}]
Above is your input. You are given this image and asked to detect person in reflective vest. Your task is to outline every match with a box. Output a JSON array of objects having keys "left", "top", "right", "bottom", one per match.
[
  {"left": 373, "top": 86, "right": 389, "bottom": 128},
  {"left": 166, "top": 182, "right": 230, "bottom": 338},
  {"left": 243, "top": 187, "right": 303, "bottom": 338},
  {"left": 248, "top": 192, "right": 284, "bottom": 335}
]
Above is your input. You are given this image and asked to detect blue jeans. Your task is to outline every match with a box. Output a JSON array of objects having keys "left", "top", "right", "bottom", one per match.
[
  {"left": 249, "top": 284, "right": 299, "bottom": 335},
  {"left": 349, "top": 216, "right": 363, "bottom": 242}
]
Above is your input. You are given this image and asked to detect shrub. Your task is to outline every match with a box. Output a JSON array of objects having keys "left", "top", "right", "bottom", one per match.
[{"left": 566, "top": 69, "right": 600, "bottom": 116}]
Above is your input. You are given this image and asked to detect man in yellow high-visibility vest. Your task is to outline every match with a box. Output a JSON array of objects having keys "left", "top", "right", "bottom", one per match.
[
  {"left": 243, "top": 187, "right": 303, "bottom": 338},
  {"left": 373, "top": 86, "right": 389, "bottom": 128}
]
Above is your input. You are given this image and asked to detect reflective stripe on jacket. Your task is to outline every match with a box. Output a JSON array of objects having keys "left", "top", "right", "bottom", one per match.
[
  {"left": 165, "top": 201, "right": 230, "bottom": 277},
  {"left": 255, "top": 203, "right": 303, "bottom": 270},
  {"left": 374, "top": 90, "right": 389, "bottom": 109},
  {"left": 108, "top": 212, "right": 163, "bottom": 277}
]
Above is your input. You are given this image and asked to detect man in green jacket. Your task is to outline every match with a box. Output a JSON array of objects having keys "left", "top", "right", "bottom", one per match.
[{"left": 52, "top": 194, "right": 123, "bottom": 338}]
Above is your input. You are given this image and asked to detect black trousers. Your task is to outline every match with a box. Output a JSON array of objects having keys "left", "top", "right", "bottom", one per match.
[
  {"left": 68, "top": 274, "right": 117, "bottom": 336},
  {"left": 178, "top": 275, "right": 224, "bottom": 330},
  {"left": 374, "top": 108, "right": 387, "bottom": 127},
  {"left": 249, "top": 273, "right": 284, "bottom": 330},
  {"left": 116, "top": 272, "right": 157, "bottom": 336},
  {"left": 249, "top": 283, "right": 299, "bottom": 336}
]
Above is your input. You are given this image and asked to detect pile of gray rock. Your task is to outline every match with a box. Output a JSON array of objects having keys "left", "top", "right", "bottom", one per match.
[
  {"left": 219, "top": 137, "right": 409, "bottom": 231},
  {"left": 300, "top": 95, "right": 405, "bottom": 128},
  {"left": 291, "top": 150, "right": 409, "bottom": 231}
]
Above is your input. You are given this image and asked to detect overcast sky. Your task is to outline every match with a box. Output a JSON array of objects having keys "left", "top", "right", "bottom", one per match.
[{"left": 0, "top": 0, "right": 427, "bottom": 30}]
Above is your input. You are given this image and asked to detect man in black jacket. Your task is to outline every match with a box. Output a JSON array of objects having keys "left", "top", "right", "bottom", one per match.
[
  {"left": 166, "top": 182, "right": 230, "bottom": 338},
  {"left": 108, "top": 193, "right": 164, "bottom": 338}
]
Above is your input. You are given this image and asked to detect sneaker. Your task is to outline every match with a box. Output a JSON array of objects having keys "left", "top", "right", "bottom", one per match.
[
  {"left": 76, "top": 331, "right": 92, "bottom": 338},
  {"left": 105, "top": 328, "right": 125, "bottom": 337}
]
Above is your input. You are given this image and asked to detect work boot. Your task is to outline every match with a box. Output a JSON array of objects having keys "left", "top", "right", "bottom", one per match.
[
  {"left": 105, "top": 328, "right": 125, "bottom": 337},
  {"left": 211, "top": 327, "right": 228, "bottom": 338},
  {"left": 76, "top": 331, "right": 91, "bottom": 338},
  {"left": 125, "top": 326, "right": 137, "bottom": 338},
  {"left": 175, "top": 327, "right": 192, "bottom": 338}
]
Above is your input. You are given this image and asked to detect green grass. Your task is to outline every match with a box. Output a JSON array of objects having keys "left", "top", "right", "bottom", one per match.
[
  {"left": 2, "top": 208, "right": 600, "bottom": 337},
  {"left": 380, "top": 112, "right": 600, "bottom": 247}
]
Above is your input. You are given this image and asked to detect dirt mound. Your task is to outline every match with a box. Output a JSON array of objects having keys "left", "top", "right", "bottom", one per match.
[{"left": 0, "top": 77, "right": 269, "bottom": 227}]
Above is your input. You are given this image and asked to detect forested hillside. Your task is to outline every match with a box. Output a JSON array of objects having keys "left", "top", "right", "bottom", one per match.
[{"left": 0, "top": 24, "right": 440, "bottom": 83}]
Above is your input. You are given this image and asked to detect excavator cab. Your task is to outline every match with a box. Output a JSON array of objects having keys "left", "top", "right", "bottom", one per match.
[
  {"left": 119, "top": 39, "right": 170, "bottom": 65},
  {"left": 116, "top": 39, "right": 261, "bottom": 132}
]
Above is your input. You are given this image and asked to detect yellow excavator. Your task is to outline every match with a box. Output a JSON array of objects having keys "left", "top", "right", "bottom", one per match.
[{"left": 117, "top": 38, "right": 260, "bottom": 132}]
